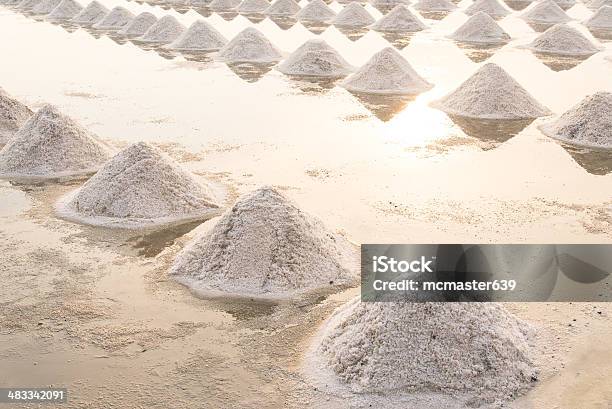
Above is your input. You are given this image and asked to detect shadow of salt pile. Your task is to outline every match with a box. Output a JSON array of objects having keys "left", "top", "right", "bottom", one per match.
[
  {"left": 350, "top": 92, "right": 417, "bottom": 122},
  {"left": 447, "top": 115, "right": 535, "bottom": 150},
  {"left": 558, "top": 144, "right": 612, "bottom": 175}
]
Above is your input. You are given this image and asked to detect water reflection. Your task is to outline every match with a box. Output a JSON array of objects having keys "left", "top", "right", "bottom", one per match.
[
  {"left": 456, "top": 42, "right": 504, "bottom": 63},
  {"left": 107, "top": 32, "right": 130, "bottom": 45},
  {"left": 532, "top": 52, "right": 590, "bottom": 71},
  {"left": 127, "top": 220, "right": 202, "bottom": 257},
  {"left": 226, "top": 62, "right": 276, "bottom": 82},
  {"left": 526, "top": 22, "right": 555, "bottom": 33},
  {"left": 285, "top": 76, "right": 340, "bottom": 95},
  {"left": 447, "top": 115, "right": 534, "bottom": 149},
  {"left": 194, "top": 6, "right": 213, "bottom": 17},
  {"left": 337, "top": 26, "right": 369, "bottom": 41},
  {"left": 504, "top": 0, "right": 531, "bottom": 10},
  {"left": 350, "top": 92, "right": 416, "bottom": 122},
  {"left": 217, "top": 11, "right": 239, "bottom": 21},
  {"left": 381, "top": 32, "right": 415, "bottom": 49},
  {"left": 180, "top": 50, "right": 215, "bottom": 63},
  {"left": 589, "top": 29, "right": 612, "bottom": 41},
  {"left": 243, "top": 13, "right": 266, "bottom": 23},
  {"left": 559, "top": 143, "right": 612, "bottom": 175},
  {"left": 418, "top": 10, "right": 450, "bottom": 20},
  {"left": 269, "top": 16, "right": 297, "bottom": 30},
  {"left": 301, "top": 21, "right": 331, "bottom": 34}
]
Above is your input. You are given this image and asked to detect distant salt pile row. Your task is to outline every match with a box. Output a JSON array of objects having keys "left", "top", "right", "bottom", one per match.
[
  {"left": 296, "top": 0, "right": 336, "bottom": 23},
  {"left": 332, "top": 3, "right": 375, "bottom": 28},
  {"left": 449, "top": 11, "right": 511, "bottom": 44},
  {"left": 372, "top": 5, "right": 426, "bottom": 32},
  {"left": 264, "top": 0, "right": 300, "bottom": 16},
  {"left": 0, "top": 88, "right": 32, "bottom": 145},
  {"left": 139, "top": 15, "right": 185, "bottom": 44},
  {"left": 167, "top": 20, "right": 227, "bottom": 51},
  {"left": 465, "top": 0, "right": 510, "bottom": 19},
  {"left": 523, "top": 24, "right": 601, "bottom": 57},
  {"left": 71, "top": 1, "right": 108, "bottom": 26},
  {"left": 32, "top": 0, "right": 61, "bottom": 15},
  {"left": 92, "top": 6, "right": 134, "bottom": 30},
  {"left": 120, "top": 12, "right": 157, "bottom": 37},
  {"left": 521, "top": 0, "right": 571, "bottom": 24},
  {"left": 585, "top": 6, "right": 612, "bottom": 29},
  {"left": 217, "top": 27, "right": 282, "bottom": 63},
  {"left": 170, "top": 186, "right": 358, "bottom": 299},
  {"left": 46, "top": 0, "right": 82, "bottom": 21}
]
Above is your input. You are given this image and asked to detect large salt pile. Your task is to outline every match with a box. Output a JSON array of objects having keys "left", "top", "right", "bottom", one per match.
[
  {"left": 332, "top": 3, "right": 375, "bottom": 28},
  {"left": 0, "top": 88, "right": 32, "bottom": 145},
  {"left": 264, "top": 0, "right": 301, "bottom": 16},
  {"left": 56, "top": 142, "right": 221, "bottom": 228},
  {"left": 16, "top": 0, "right": 43, "bottom": 11},
  {"left": 588, "top": 0, "right": 612, "bottom": 9},
  {"left": 414, "top": 0, "right": 457, "bottom": 12},
  {"left": 539, "top": 92, "right": 612, "bottom": 149},
  {"left": 449, "top": 11, "right": 511, "bottom": 44},
  {"left": 372, "top": 4, "right": 426, "bottom": 32},
  {"left": 139, "top": 15, "right": 185, "bottom": 44},
  {"left": 92, "top": 6, "right": 135, "bottom": 30},
  {"left": 46, "top": 0, "right": 83, "bottom": 21},
  {"left": 119, "top": 12, "right": 157, "bottom": 36},
  {"left": 465, "top": 0, "right": 510, "bottom": 18},
  {"left": 524, "top": 24, "right": 601, "bottom": 56},
  {"left": 585, "top": 5, "right": 612, "bottom": 28},
  {"left": 0, "top": 105, "right": 110, "bottom": 180},
  {"left": 31, "top": 0, "right": 61, "bottom": 15},
  {"left": 278, "top": 39, "right": 353, "bottom": 77},
  {"left": 521, "top": 0, "right": 571, "bottom": 24},
  {"left": 308, "top": 298, "right": 537, "bottom": 406},
  {"left": 167, "top": 20, "right": 227, "bottom": 51},
  {"left": 217, "top": 27, "right": 282, "bottom": 63},
  {"left": 296, "top": 0, "right": 336, "bottom": 22},
  {"left": 208, "top": 0, "right": 241, "bottom": 11},
  {"left": 237, "top": 0, "right": 270, "bottom": 14},
  {"left": 170, "top": 186, "right": 358, "bottom": 298},
  {"left": 342, "top": 47, "right": 432, "bottom": 94},
  {"left": 431, "top": 63, "right": 551, "bottom": 119},
  {"left": 71, "top": 1, "right": 109, "bottom": 25}
]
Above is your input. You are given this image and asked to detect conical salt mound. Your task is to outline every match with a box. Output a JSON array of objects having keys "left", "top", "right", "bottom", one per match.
[
  {"left": 342, "top": 47, "right": 432, "bottom": 95},
  {"left": 119, "top": 12, "right": 157, "bottom": 36},
  {"left": 539, "top": 92, "right": 612, "bottom": 148},
  {"left": 237, "top": 0, "right": 270, "bottom": 13},
  {"left": 217, "top": 27, "right": 282, "bottom": 63},
  {"left": 0, "top": 105, "right": 110, "bottom": 180},
  {"left": 264, "top": 0, "right": 301, "bottom": 16},
  {"left": 414, "top": 0, "right": 457, "bottom": 12},
  {"left": 589, "top": 0, "right": 612, "bottom": 9},
  {"left": 167, "top": 20, "right": 227, "bottom": 51},
  {"left": 0, "top": 88, "right": 32, "bottom": 145},
  {"left": 278, "top": 39, "right": 353, "bottom": 77},
  {"left": 46, "top": 0, "right": 83, "bottom": 21},
  {"left": 92, "top": 7, "right": 135, "bottom": 30},
  {"left": 521, "top": 0, "right": 571, "bottom": 23},
  {"left": 585, "top": 5, "right": 612, "bottom": 28},
  {"left": 372, "top": 5, "right": 426, "bottom": 32},
  {"left": 465, "top": 0, "right": 510, "bottom": 18},
  {"left": 209, "top": 0, "right": 240, "bottom": 11},
  {"left": 525, "top": 24, "right": 601, "bottom": 56},
  {"left": 56, "top": 142, "right": 221, "bottom": 228},
  {"left": 309, "top": 298, "right": 537, "bottom": 405},
  {"left": 170, "top": 187, "right": 358, "bottom": 298},
  {"left": 333, "top": 3, "right": 375, "bottom": 28},
  {"left": 371, "top": 0, "right": 410, "bottom": 9},
  {"left": 16, "top": 0, "right": 43, "bottom": 11},
  {"left": 296, "top": 0, "right": 336, "bottom": 22},
  {"left": 449, "top": 11, "right": 511, "bottom": 44},
  {"left": 431, "top": 63, "right": 551, "bottom": 119},
  {"left": 139, "top": 15, "right": 185, "bottom": 44},
  {"left": 71, "top": 1, "right": 108, "bottom": 25},
  {"left": 552, "top": 0, "right": 576, "bottom": 9},
  {"left": 32, "top": 0, "right": 61, "bottom": 15}
]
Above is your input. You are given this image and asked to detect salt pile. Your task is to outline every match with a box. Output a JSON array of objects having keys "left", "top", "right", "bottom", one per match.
[
  {"left": 46, "top": 0, "right": 83, "bottom": 21},
  {"left": 0, "top": 105, "right": 110, "bottom": 180},
  {"left": 589, "top": 0, "right": 612, "bottom": 9},
  {"left": 524, "top": 24, "right": 601, "bottom": 56},
  {"left": 31, "top": 0, "right": 62, "bottom": 15},
  {"left": 414, "top": 0, "right": 457, "bottom": 12},
  {"left": 465, "top": 0, "right": 510, "bottom": 18},
  {"left": 296, "top": 0, "right": 336, "bottom": 22},
  {"left": 56, "top": 142, "right": 220, "bottom": 228},
  {"left": 431, "top": 63, "right": 551, "bottom": 119},
  {"left": 139, "top": 15, "right": 185, "bottom": 45},
  {"left": 167, "top": 20, "right": 227, "bottom": 51},
  {"left": 71, "top": 1, "right": 109, "bottom": 25},
  {"left": 539, "top": 92, "right": 612, "bottom": 149},
  {"left": 169, "top": 186, "right": 358, "bottom": 298},
  {"left": 208, "top": 0, "right": 241, "bottom": 11},
  {"left": 449, "top": 11, "right": 511, "bottom": 44},
  {"left": 342, "top": 47, "right": 432, "bottom": 95},
  {"left": 552, "top": 0, "right": 576, "bottom": 9},
  {"left": 585, "top": 5, "right": 612, "bottom": 28},
  {"left": 15, "top": 0, "right": 43, "bottom": 11},
  {"left": 92, "top": 7, "right": 135, "bottom": 30},
  {"left": 264, "top": 0, "right": 301, "bottom": 16},
  {"left": 371, "top": 0, "right": 410, "bottom": 9},
  {"left": 372, "top": 4, "right": 426, "bottom": 32},
  {"left": 308, "top": 298, "right": 537, "bottom": 405},
  {"left": 0, "top": 88, "right": 32, "bottom": 145},
  {"left": 237, "top": 0, "right": 270, "bottom": 14},
  {"left": 278, "top": 39, "right": 353, "bottom": 77},
  {"left": 217, "top": 27, "right": 282, "bottom": 63},
  {"left": 119, "top": 12, "right": 157, "bottom": 36},
  {"left": 521, "top": 0, "right": 571, "bottom": 24},
  {"left": 332, "top": 3, "right": 375, "bottom": 28}
]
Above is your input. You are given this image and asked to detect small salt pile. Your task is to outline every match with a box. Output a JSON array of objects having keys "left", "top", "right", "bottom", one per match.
[
  {"left": 32, "top": 0, "right": 61, "bottom": 15},
  {"left": 92, "top": 6, "right": 135, "bottom": 30},
  {"left": 342, "top": 47, "right": 432, "bottom": 94},
  {"left": 372, "top": 4, "right": 426, "bottom": 32},
  {"left": 552, "top": 0, "right": 576, "bottom": 9},
  {"left": 296, "top": 0, "right": 336, "bottom": 22},
  {"left": 585, "top": 5, "right": 612, "bottom": 28},
  {"left": 71, "top": 1, "right": 109, "bottom": 25},
  {"left": 371, "top": 0, "right": 410, "bottom": 10},
  {"left": 524, "top": 23, "right": 601, "bottom": 56},
  {"left": 139, "top": 15, "right": 185, "bottom": 45},
  {"left": 167, "top": 20, "right": 227, "bottom": 51},
  {"left": 56, "top": 142, "right": 220, "bottom": 228},
  {"left": 0, "top": 105, "right": 110, "bottom": 180},
  {"left": 170, "top": 186, "right": 358, "bottom": 298},
  {"left": 431, "top": 63, "right": 551, "bottom": 119},
  {"left": 414, "top": 0, "right": 457, "bottom": 12},
  {"left": 15, "top": 0, "right": 43, "bottom": 11},
  {"left": 46, "top": 0, "right": 83, "bottom": 21},
  {"left": 449, "top": 11, "right": 511, "bottom": 44},
  {"left": 264, "top": 0, "right": 301, "bottom": 16},
  {"left": 540, "top": 92, "right": 612, "bottom": 148},
  {"left": 208, "top": 0, "right": 240, "bottom": 11},
  {"left": 278, "top": 39, "right": 353, "bottom": 77},
  {"left": 332, "top": 3, "right": 375, "bottom": 28},
  {"left": 521, "top": 0, "right": 571, "bottom": 24},
  {"left": 119, "top": 12, "right": 157, "bottom": 36},
  {"left": 0, "top": 88, "right": 32, "bottom": 145},
  {"left": 588, "top": 0, "right": 612, "bottom": 9},
  {"left": 237, "top": 0, "right": 270, "bottom": 14},
  {"left": 217, "top": 27, "right": 282, "bottom": 63},
  {"left": 465, "top": 0, "right": 510, "bottom": 18}
]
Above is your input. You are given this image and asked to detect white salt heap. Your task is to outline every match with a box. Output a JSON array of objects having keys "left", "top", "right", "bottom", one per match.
[
  {"left": 0, "top": 105, "right": 110, "bottom": 180},
  {"left": 237, "top": 0, "right": 270, "bottom": 14},
  {"left": 0, "top": 88, "right": 32, "bottom": 145},
  {"left": 585, "top": 5, "right": 612, "bottom": 28},
  {"left": 71, "top": 1, "right": 109, "bottom": 25},
  {"left": 170, "top": 186, "right": 358, "bottom": 298},
  {"left": 119, "top": 12, "right": 157, "bottom": 36},
  {"left": 332, "top": 3, "right": 375, "bottom": 28},
  {"left": 431, "top": 63, "right": 551, "bottom": 119},
  {"left": 588, "top": 0, "right": 612, "bottom": 9},
  {"left": 465, "top": 0, "right": 510, "bottom": 18},
  {"left": 414, "top": 0, "right": 457, "bottom": 12},
  {"left": 46, "top": 0, "right": 83, "bottom": 21},
  {"left": 57, "top": 142, "right": 220, "bottom": 228},
  {"left": 342, "top": 47, "right": 432, "bottom": 95},
  {"left": 167, "top": 20, "right": 227, "bottom": 51},
  {"left": 92, "top": 6, "right": 135, "bottom": 30},
  {"left": 449, "top": 11, "right": 511, "bottom": 44},
  {"left": 217, "top": 27, "right": 282, "bottom": 63},
  {"left": 139, "top": 15, "right": 185, "bottom": 44},
  {"left": 521, "top": 0, "right": 571, "bottom": 23},
  {"left": 524, "top": 24, "right": 601, "bottom": 56},
  {"left": 309, "top": 298, "right": 537, "bottom": 406},
  {"left": 278, "top": 40, "right": 353, "bottom": 77},
  {"left": 296, "top": 0, "right": 336, "bottom": 22},
  {"left": 264, "top": 0, "right": 301, "bottom": 16},
  {"left": 208, "top": 0, "right": 240, "bottom": 11},
  {"left": 539, "top": 92, "right": 612, "bottom": 149},
  {"left": 372, "top": 4, "right": 426, "bottom": 32},
  {"left": 16, "top": 0, "right": 43, "bottom": 11},
  {"left": 32, "top": 0, "right": 61, "bottom": 15}
]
